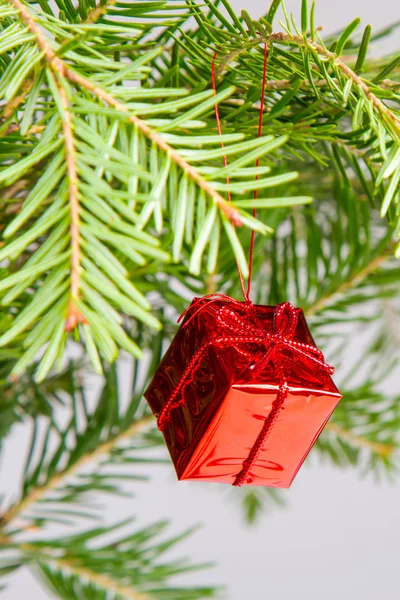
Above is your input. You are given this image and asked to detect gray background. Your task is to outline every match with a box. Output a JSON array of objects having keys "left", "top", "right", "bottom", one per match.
[{"left": 2, "top": 1, "right": 400, "bottom": 598}]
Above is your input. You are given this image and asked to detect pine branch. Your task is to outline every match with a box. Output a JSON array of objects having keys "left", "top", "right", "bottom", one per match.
[
  {"left": 23, "top": 544, "right": 152, "bottom": 600},
  {"left": 324, "top": 422, "right": 395, "bottom": 458},
  {"left": 226, "top": 77, "right": 400, "bottom": 92},
  {"left": 191, "top": 22, "right": 399, "bottom": 132},
  {"left": 0, "top": 358, "right": 218, "bottom": 597},
  {"left": 68, "top": 75, "right": 242, "bottom": 225},
  {"left": 45, "top": 560, "right": 150, "bottom": 600},
  {"left": 3, "top": 0, "right": 309, "bottom": 378},
  {"left": 306, "top": 239, "right": 397, "bottom": 316},
  {"left": 7, "top": 0, "right": 241, "bottom": 225},
  {"left": 318, "top": 380, "right": 400, "bottom": 474},
  {"left": 177, "top": 4, "right": 400, "bottom": 224},
  {"left": 1, "top": 522, "right": 218, "bottom": 599},
  {"left": 267, "top": 32, "right": 399, "bottom": 132},
  {"left": 0, "top": 414, "right": 154, "bottom": 529}
]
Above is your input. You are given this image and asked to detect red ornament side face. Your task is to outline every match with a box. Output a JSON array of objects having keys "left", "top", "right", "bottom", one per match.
[{"left": 144, "top": 298, "right": 341, "bottom": 487}]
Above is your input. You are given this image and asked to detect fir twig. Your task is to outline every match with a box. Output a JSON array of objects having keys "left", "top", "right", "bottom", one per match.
[
  {"left": 7, "top": 0, "right": 242, "bottom": 226},
  {"left": 21, "top": 544, "right": 152, "bottom": 600},
  {"left": 218, "top": 30, "right": 400, "bottom": 134},
  {"left": 325, "top": 422, "right": 395, "bottom": 458},
  {"left": 0, "top": 415, "right": 153, "bottom": 529},
  {"left": 306, "top": 240, "right": 396, "bottom": 316}
]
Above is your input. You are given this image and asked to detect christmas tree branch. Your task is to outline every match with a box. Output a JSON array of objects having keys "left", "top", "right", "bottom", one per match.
[
  {"left": 306, "top": 239, "right": 396, "bottom": 316},
  {"left": 19, "top": 544, "right": 152, "bottom": 600},
  {"left": 45, "top": 558, "right": 151, "bottom": 600},
  {"left": 215, "top": 30, "right": 399, "bottom": 135},
  {"left": 7, "top": 0, "right": 242, "bottom": 226},
  {"left": 325, "top": 422, "right": 395, "bottom": 457},
  {"left": 226, "top": 78, "right": 400, "bottom": 94},
  {"left": 266, "top": 32, "right": 400, "bottom": 132},
  {"left": 64, "top": 71, "right": 242, "bottom": 225},
  {"left": 5, "top": 0, "right": 83, "bottom": 328},
  {"left": 0, "top": 414, "right": 154, "bottom": 530}
]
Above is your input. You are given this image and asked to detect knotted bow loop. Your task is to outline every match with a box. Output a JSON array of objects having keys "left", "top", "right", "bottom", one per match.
[
  {"left": 178, "top": 293, "right": 245, "bottom": 330},
  {"left": 273, "top": 302, "right": 299, "bottom": 339},
  {"left": 178, "top": 296, "right": 333, "bottom": 374}
]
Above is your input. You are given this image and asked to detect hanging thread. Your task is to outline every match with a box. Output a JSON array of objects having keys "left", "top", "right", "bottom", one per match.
[{"left": 211, "top": 44, "right": 269, "bottom": 302}]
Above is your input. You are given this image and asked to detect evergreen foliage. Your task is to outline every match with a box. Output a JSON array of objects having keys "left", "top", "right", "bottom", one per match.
[{"left": 0, "top": 0, "right": 399, "bottom": 597}]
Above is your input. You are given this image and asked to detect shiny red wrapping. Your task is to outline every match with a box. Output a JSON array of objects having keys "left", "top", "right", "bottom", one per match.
[{"left": 144, "top": 297, "right": 341, "bottom": 488}]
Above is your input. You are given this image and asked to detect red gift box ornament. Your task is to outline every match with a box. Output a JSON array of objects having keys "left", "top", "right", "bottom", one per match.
[
  {"left": 144, "top": 46, "right": 341, "bottom": 487},
  {"left": 145, "top": 295, "right": 341, "bottom": 487}
]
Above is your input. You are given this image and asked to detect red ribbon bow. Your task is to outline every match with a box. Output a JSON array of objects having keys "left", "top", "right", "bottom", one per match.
[{"left": 157, "top": 294, "right": 334, "bottom": 486}]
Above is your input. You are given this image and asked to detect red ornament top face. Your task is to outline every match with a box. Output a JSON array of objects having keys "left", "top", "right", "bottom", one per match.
[{"left": 144, "top": 297, "right": 341, "bottom": 488}]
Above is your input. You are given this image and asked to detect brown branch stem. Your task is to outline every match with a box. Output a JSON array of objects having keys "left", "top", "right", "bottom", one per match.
[
  {"left": 230, "top": 78, "right": 400, "bottom": 92},
  {"left": 56, "top": 81, "right": 82, "bottom": 327}
]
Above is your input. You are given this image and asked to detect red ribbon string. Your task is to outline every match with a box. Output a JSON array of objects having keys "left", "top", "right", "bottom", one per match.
[
  {"left": 211, "top": 44, "right": 269, "bottom": 301},
  {"left": 233, "top": 372, "right": 288, "bottom": 487},
  {"left": 247, "top": 42, "right": 268, "bottom": 299},
  {"left": 211, "top": 52, "right": 248, "bottom": 301}
]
